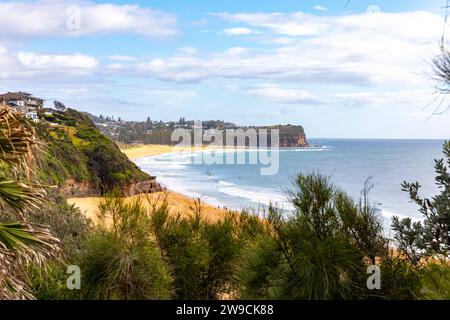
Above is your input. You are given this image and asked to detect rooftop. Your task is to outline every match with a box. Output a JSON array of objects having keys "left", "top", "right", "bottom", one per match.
[{"left": 0, "top": 91, "right": 45, "bottom": 101}]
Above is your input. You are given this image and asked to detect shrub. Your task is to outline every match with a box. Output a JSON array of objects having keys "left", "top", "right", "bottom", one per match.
[
  {"left": 78, "top": 195, "right": 172, "bottom": 300},
  {"left": 392, "top": 141, "right": 450, "bottom": 262},
  {"left": 1, "top": 192, "right": 92, "bottom": 258},
  {"left": 420, "top": 261, "right": 450, "bottom": 299},
  {"left": 80, "top": 231, "right": 172, "bottom": 299},
  {"left": 377, "top": 255, "right": 423, "bottom": 300},
  {"left": 235, "top": 173, "right": 386, "bottom": 300},
  {"left": 26, "top": 262, "right": 83, "bottom": 300},
  {"left": 150, "top": 198, "right": 263, "bottom": 299}
]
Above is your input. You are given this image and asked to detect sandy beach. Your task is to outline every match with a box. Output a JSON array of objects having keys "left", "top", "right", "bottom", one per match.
[
  {"left": 67, "top": 190, "right": 231, "bottom": 224},
  {"left": 69, "top": 144, "right": 233, "bottom": 223},
  {"left": 120, "top": 144, "right": 210, "bottom": 160}
]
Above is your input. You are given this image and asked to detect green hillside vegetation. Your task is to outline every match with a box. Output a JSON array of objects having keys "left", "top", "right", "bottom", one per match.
[{"left": 35, "top": 109, "right": 149, "bottom": 194}]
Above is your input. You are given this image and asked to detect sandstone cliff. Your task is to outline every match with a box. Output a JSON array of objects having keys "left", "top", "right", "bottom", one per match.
[{"left": 276, "top": 125, "right": 309, "bottom": 147}]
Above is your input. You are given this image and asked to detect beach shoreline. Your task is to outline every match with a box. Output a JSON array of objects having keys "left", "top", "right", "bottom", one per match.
[
  {"left": 119, "top": 143, "right": 257, "bottom": 160},
  {"left": 69, "top": 144, "right": 233, "bottom": 222}
]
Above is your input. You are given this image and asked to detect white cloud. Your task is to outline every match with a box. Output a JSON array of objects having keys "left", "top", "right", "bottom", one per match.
[
  {"left": 221, "top": 27, "right": 260, "bottom": 36},
  {"left": 108, "top": 55, "right": 137, "bottom": 61},
  {"left": 226, "top": 47, "right": 248, "bottom": 55},
  {"left": 178, "top": 47, "right": 198, "bottom": 54},
  {"left": 107, "top": 63, "right": 125, "bottom": 70},
  {"left": 0, "top": 46, "right": 99, "bottom": 81},
  {"left": 191, "top": 18, "right": 209, "bottom": 27},
  {"left": 0, "top": 0, "right": 177, "bottom": 39},
  {"left": 17, "top": 52, "right": 98, "bottom": 69},
  {"left": 244, "top": 85, "right": 322, "bottom": 104},
  {"left": 270, "top": 37, "right": 296, "bottom": 44},
  {"left": 212, "top": 12, "right": 327, "bottom": 36},
  {"left": 213, "top": 11, "right": 441, "bottom": 38},
  {"left": 0, "top": 47, "right": 19, "bottom": 75},
  {"left": 144, "top": 88, "right": 198, "bottom": 98},
  {"left": 130, "top": 10, "right": 441, "bottom": 88},
  {"left": 328, "top": 90, "right": 433, "bottom": 108},
  {"left": 243, "top": 84, "right": 432, "bottom": 108},
  {"left": 313, "top": 5, "right": 328, "bottom": 12}
]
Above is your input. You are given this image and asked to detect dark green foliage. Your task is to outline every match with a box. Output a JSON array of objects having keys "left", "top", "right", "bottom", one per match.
[
  {"left": 26, "top": 262, "right": 83, "bottom": 300},
  {"left": 35, "top": 108, "right": 149, "bottom": 194},
  {"left": 80, "top": 231, "right": 172, "bottom": 300},
  {"left": 392, "top": 141, "right": 450, "bottom": 262},
  {"left": 28, "top": 193, "right": 92, "bottom": 257},
  {"left": 150, "top": 199, "right": 263, "bottom": 299},
  {"left": 377, "top": 256, "right": 423, "bottom": 300},
  {"left": 78, "top": 195, "right": 172, "bottom": 300},
  {"left": 420, "top": 261, "right": 450, "bottom": 299},
  {"left": 235, "top": 173, "right": 386, "bottom": 300},
  {"left": 235, "top": 234, "right": 283, "bottom": 299}
]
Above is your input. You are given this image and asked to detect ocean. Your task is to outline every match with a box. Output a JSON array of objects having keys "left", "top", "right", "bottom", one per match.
[{"left": 134, "top": 139, "right": 446, "bottom": 225}]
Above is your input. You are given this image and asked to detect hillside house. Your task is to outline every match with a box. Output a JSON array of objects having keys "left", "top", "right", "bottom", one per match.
[
  {"left": 25, "top": 110, "right": 39, "bottom": 123},
  {"left": 0, "top": 91, "right": 45, "bottom": 113}
]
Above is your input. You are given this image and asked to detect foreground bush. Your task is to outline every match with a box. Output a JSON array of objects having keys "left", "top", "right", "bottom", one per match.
[
  {"left": 150, "top": 198, "right": 263, "bottom": 299},
  {"left": 392, "top": 141, "right": 450, "bottom": 263},
  {"left": 420, "top": 261, "right": 450, "bottom": 299},
  {"left": 78, "top": 196, "right": 172, "bottom": 299},
  {"left": 235, "top": 174, "right": 387, "bottom": 299},
  {"left": 80, "top": 231, "right": 171, "bottom": 299}
]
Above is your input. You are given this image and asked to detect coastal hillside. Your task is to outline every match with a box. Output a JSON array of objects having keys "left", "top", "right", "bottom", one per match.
[{"left": 35, "top": 108, "right": 161, "bottom": 197}]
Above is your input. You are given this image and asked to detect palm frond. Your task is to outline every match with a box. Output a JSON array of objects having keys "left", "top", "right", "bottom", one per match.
[
  {"left": 0, "top": 180, "right": 45, "bottom": 213},
  {"left": 0, "top": 104, "right": 59, "bottom": 299},
  {"left": 0, "top": 223, "right": 57, "bottom": 252},
  {"left": 0, "top": 223, "right": 60, "bottom": 300},
  {"left": 0, "top": 104, "right": 38, "bottom": 164}
]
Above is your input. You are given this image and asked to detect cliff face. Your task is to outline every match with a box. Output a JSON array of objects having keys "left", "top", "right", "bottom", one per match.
[
  {"left": 277, "top": 125, "right": 309, "bottom": 147},
  {"left": 218, "top": 125, "right": 309, "bottom": 148},
  {"left": 253, "top": 125, "right": 309, "bottom": 148}
]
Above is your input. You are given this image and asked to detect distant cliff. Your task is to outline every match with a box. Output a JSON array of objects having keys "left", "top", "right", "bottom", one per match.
[
  {"left": 273, "top": 125, "right": 309, "bottom": 147},
  {"left": 35, "top": 109, "right": 162, "bottom": 197},
  {"left": 87, "top": 113, "right": 309, "bottom": 148},
  {"left": 221, "top": 125, "right": 309, "bottom": 148}
]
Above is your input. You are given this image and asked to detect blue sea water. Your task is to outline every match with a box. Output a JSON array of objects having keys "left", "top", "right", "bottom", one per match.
[{"left": 135, "top": 139, "right": 446, "bottom": 224}]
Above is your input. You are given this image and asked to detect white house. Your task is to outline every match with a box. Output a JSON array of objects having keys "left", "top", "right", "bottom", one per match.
[{"left": 25, "top": 110, "right": 39, "bottom": 123}]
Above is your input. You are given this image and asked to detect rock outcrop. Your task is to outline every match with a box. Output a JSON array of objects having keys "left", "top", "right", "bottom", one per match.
[
  {"left": 122, "top": 177, "right": 164, "bottom": 197},
  {"left": 223, "top": 124, "right": 309, "bottom": 148},
  {"left": 59, "top": 178, "right": 163, "bottom": 198},
  {"left": 59, "top": 179, "right": 98, "bottom": 197},
  {"left": 277, "top": 125, "right": 309, "bottom": 147}
]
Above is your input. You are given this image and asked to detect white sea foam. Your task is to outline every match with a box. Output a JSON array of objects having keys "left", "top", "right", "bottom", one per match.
[
  {"left": 218, "top": 186, "right": 294, "bottom": 210},
  {"left": 218, "top": 180, "right": 235, "bottom": 187},
  {"left": 134, "top": 150, "right": 308, "bottom": 212}
]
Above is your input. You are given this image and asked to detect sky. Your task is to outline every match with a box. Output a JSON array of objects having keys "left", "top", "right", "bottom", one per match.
[{"left": 0, "top": 0, "right": 449, "bottom": 138}]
